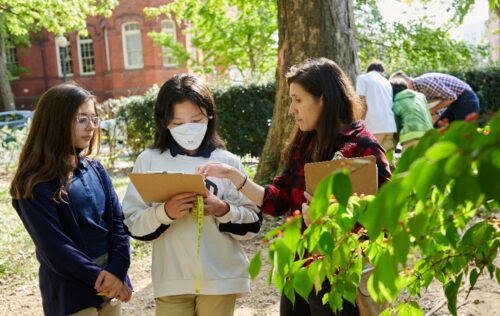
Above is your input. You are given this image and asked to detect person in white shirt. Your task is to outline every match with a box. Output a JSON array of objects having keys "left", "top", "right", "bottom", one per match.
[
  {"left": 356, "top": 60, "right": 397, "bottom": 151},
  {"left": 122, "top": 74, "right": 262, "bottom": 316}
]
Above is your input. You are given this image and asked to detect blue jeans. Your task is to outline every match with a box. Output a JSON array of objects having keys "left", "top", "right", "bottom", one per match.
[{"left": 439, "top": 89, "right": 480, "bottom": 123}]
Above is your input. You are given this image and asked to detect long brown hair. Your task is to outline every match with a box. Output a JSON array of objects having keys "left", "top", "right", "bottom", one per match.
[
  {"left": 10, "top": 83, "right": 99, "bottom": 201},
  {"left": 283, "top": 58, "right": 359, "bottom": 168},
  {"left": 152, "top": 74, "right": 225, "bottom": 153}
]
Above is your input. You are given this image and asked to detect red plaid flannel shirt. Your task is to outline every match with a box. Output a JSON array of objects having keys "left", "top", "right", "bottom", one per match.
[{"left": 261, "top": 121, "right": 392, "bottom": 217}]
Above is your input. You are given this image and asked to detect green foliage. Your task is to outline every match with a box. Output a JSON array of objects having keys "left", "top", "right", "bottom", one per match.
[
  {"left": 116, "top": 86, "right": 158, "bottom": 159},
  {"left": 450, "top": 67, "right": 500, "bottom": 115},
  {"left": 0, "top": 0, "right": 118, "bottom": 38},
  {"left": 0, "top": 124, "right": 28, "bottom": 172},
  {"left": 213, "top": 83, "right": 274, "bottom": 157},
  {"left": 97, "top": 98, "right": 128, "bottom": 168},
  {"left": 145, "top": 0, "right": 277, "bottom": 83},
  {"left": 355, "top": 1, "right": 488, "bottom": 75},
  {"left": 253, "top": 112, "right": 500, "bottom": 313},
  {"left": 0, "top": 178, "right": 37, "bottom": 285}
]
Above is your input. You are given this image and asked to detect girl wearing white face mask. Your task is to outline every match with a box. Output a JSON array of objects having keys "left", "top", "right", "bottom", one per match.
[{"left": 122, "top": 74, "right": 262, "bottom": 316}]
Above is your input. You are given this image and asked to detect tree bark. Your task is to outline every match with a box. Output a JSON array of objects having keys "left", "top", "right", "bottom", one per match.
[
  {"left": 0, "top": 32, "right": 16, "bottom": 111},
  {"left": 255, "top": 0, "right": 359, "bottom": 182}
]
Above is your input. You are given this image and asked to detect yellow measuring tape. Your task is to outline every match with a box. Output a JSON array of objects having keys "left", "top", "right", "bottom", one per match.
[{"left": 191, "top": 195, "right": 204, "bottom": 293}]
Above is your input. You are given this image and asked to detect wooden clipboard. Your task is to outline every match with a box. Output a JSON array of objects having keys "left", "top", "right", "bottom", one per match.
[
  {"left": 304, "top": 155, "right": 378, "bottom": 195},
  {"left": 128, "top": 172, "right": 207, "bottom": 203}
]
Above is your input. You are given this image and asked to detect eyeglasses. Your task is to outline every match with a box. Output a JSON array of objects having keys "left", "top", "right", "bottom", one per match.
[{"left": 75, "top": 115, "right": 100, "bottom": 127}]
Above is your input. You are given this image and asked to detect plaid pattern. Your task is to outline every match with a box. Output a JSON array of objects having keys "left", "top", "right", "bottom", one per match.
[
  {"left": 261, "top": 121, "right": 392, "bottom": 217},
  {"left": 414, "top": 73, "right": 471, "bottom": 101}
]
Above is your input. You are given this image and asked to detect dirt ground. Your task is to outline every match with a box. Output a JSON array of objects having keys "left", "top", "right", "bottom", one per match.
[{"left": 1, "top": 214, "right": 499, "bottom": 316}]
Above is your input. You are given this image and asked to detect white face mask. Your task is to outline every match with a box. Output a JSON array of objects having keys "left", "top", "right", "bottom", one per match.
[{"left": 169, "top": 122, "right": 208, "bottom": 151}]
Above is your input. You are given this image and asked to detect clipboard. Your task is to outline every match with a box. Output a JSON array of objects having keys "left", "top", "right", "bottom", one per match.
[
  {"left": 128, "top": 172, "right": 207, "bottom": 203},
  {"left": 304, "top": 154, "right": 378, "bottom": 195}
]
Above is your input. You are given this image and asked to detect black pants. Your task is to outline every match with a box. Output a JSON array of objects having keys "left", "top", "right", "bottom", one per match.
[{"left": 279, "top": 286, "right": 359, "bottom": 316}]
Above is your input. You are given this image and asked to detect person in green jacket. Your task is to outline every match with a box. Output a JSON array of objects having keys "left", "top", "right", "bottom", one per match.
[{"left": 390, "top": 76, "right": 433, "bottom": 151}]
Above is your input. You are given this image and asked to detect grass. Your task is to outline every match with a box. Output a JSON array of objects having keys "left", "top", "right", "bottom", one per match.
[{"left": 0, "top": 181, "right": 38, "bottom": 286}]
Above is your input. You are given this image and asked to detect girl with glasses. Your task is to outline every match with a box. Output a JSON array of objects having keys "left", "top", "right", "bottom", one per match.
[
  {"left": 122, "top": 74, "right": 262, "bottom": 316},
  {"left": 10, "top": 83, "right": 132, "bottom": 316}
]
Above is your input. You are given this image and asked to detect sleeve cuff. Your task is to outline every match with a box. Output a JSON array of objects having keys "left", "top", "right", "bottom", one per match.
[
  {"left": 215, "top": 203, "right": 235, "bottom": 223},
  {"left": 154, "top": 203, "right": 176, "bottom": 225}
]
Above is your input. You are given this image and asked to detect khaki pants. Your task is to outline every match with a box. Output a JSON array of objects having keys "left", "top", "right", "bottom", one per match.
[
  {"left": 155, "top": 294, "right": 237, "bottom": 316},
  {"left": 356, "top": 265, "right": 389, "bottom": 316},
  {"left": 69, "top": 300, "right": 121, "bottom": 316},
  {"left": 373, "top": 133, "right": 395, "bottom": 152},
  {"left": 401, "top": 139, "right": 419, "bottom": 153}
]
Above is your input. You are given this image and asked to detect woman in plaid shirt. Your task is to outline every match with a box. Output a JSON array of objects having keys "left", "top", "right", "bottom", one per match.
[{"left": 198, "top": 58, "right": 391, "bottom": 316}]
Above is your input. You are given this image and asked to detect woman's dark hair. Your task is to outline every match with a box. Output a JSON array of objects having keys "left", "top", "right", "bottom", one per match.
[
  {"left": 10, "top": 83, "right": 99, "bottom": 201},
  {"left": 390, "top": 77, "right": 409, "bottom": 99},
  {"left": 152, "top": 74, "right": 225, "bottom": 153},
  {"left": 284, "top": 58, "right": 359, "bottom": 167}
]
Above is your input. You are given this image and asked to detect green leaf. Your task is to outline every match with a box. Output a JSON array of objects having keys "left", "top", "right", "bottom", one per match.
[
  {"left": 444, "top": 273, "right": 463, "bottom": 316},
  {"left": 413, "top": 160, "right": 440, "bottom": 200},
  {"left": 309, "top": 174, "right": 334, "bottom": 222},
  {"left": 283, "top": 221, "right": 301, "bottom": 251},
  {"left": 318, "top": 231, "right": 334, "bottom": 255},
  {"left": 283, "top": 281, "right": 295, "bottom": 306},
  {"left": 394, "top": 230, "right": 410, "bottom": 265},
  {"left": 331, "top": 171, "right": 352, "bottom": 205},
  {"left": 496, "top": 267, "right": 500, "bottom": 285},
  {"left": 425, "top": 141, "right": 458, "bottom": 161},
  {"left": 478, "top": 160, "right": 500, "bottom": 201},
  {"left": 293, "top": 268, "right": 313, "bottom": 301},
  {"left": 397, "top": 301, "right": 423, "bottom": 316},
  {"left": 444, "top": 153, "right": 467, "bottom": 176},
  {"left": 248, "top": 250, "right": 262, "bottom": 280},
  {"left": 469, "top": 268, "right": 480, "bottom": 288}
]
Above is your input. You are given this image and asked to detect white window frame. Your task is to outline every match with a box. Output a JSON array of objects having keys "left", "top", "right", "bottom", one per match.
[
  {"left": 104, "top": 27, "right": 111, "bottom": 71},
  {"left": 122, "top": 22, "right": 144, "bottom": 69},
  {"left": 161, "top": 19, "right": 177, "bottom": 67},
  {"left": 55, "top": 39, "right": 74, "bottom": 78},
  {"left": 77, "top": 35, "right": 96, "bottom": 75}
]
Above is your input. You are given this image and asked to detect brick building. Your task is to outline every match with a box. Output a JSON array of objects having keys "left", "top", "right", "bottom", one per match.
[
  {"left": 489, "top": 8, "right": 500, "bottom": 62},
  {"left": 8, "top": 0, "right": 187, "bottom": 109}
]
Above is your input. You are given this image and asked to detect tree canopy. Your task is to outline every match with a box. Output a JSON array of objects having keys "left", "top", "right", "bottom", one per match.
[
  {"left": 0, "top": 0, "right": 117, "bottom": 38},
  {"left": 0, "top": 0, "right": 119, "bottom": 111},
  {"left": 145, "top": 0, "right": 277, "bottom": 83}
]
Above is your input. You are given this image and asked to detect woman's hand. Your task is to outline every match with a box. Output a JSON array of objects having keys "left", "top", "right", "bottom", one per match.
[
  {"left": 116, "top": 283, "right": 133, "bottom": 303},
  {"left": 203, "top": 190, "right": 230, "bottom": 217},
  {"left": 196, "top": 163, "right": 244, "bottom": 188},
  {"left": 164, "top": 192, "right": 197, "bottom": 220},
  {"left": 302, "top": 191, "right": 313, "bottom": 226},
  {"left": 94, "top": 270, "right": 123, "bottom": 298}
]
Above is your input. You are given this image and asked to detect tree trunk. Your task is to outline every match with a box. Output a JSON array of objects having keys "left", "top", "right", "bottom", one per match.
[
  {"left": 255, "top": 0, "right": 359, "bottom": 182},
  {"left": 0, "top": 32, "right": 16, "bottom": 111}
]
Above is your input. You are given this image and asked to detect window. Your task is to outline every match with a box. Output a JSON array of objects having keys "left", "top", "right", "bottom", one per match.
[
  {"left": 56, "top": 38, "right": 74, "bottom": 77},
  {"left": 77, "top": 35, "right": 95, "bottom": 75},
  {"left": 161, "top": 19, "right": 177, "bottom": 67},
  {"left": 122, "top": 22, "right": 143, "bottom": 69},
  {"left": 5, "top": 44, "right": 19, "bottom": 79}
]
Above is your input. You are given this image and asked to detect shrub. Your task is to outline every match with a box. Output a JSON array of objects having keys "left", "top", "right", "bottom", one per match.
[
  {"left": 111, "top": 82, "right": 274, "bottom": 159},
  {"left": 213, "top": 83, "right": 274, "bottom": 157},
  {"left": 117, "top": 86, "right": 159, "bottom": 158},
  {"left": 449, "top": 67, "right": 500, "bottom": 115}
]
